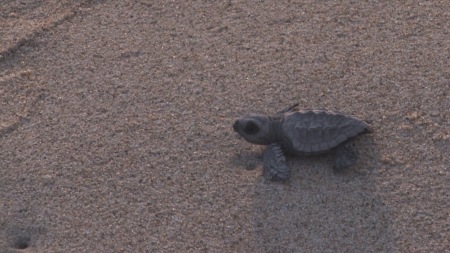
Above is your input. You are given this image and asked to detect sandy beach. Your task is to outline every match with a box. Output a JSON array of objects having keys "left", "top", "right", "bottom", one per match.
[{"left": 1, "top": 0, "right": 449, "bottom": 252}]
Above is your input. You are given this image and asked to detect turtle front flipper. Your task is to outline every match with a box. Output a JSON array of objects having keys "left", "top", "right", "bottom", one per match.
[
  {"left": 333, "top": 142, "right": 358, "bottom": 171},
  {"left": 275, "top": 103, "right": 299, "bottom": 115},
  {"left": 263, "top": 143, "right": 290, "bottom": 181}
]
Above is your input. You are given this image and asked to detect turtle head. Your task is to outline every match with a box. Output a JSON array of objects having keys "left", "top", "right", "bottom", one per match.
[{"left": 233, "top": 114, "right": 277, "bottom": 145}]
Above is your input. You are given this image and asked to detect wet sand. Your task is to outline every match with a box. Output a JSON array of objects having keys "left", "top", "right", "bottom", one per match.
[{"left": 1, "top": 1, "right": 449, "bottom": 252}]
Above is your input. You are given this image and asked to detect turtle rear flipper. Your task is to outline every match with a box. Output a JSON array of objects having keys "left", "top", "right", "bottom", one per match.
[
  {"left": 263, "top": 144, "right": 290, "bottom": 181},
  {"left": 333, "top": 142, "right": 358, "bottom": 171}
]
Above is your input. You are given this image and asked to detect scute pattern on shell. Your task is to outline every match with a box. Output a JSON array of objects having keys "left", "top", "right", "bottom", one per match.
[{"left": 281, "top": 110, "right": 369, "bottom": 154}]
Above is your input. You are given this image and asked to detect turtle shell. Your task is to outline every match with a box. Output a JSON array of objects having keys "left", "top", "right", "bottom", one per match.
[{"left": 280, "top": 110, "right": 370, "bottom": 154}]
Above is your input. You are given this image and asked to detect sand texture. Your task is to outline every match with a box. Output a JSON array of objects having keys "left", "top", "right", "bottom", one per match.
[{"left": 1, "top": 0, "right": 449, "bottom": 252}]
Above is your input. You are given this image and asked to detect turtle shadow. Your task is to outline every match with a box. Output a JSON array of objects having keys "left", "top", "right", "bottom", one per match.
[
  {"left": 251, "top": 135, "right": 396, "bottom": 252},
  {"left": 231, "top": 151, "right": 262, "bottom": 171},
  {"left": 231, "top": 133, "right": 378, "bottom": 175}
]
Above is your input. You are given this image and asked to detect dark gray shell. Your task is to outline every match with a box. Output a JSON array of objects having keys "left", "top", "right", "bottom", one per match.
[{"left": 280, "top": 110, "right": 370, "bottom": 154}]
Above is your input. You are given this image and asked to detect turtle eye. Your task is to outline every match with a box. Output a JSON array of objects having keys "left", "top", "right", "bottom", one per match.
[{"left": 244, "top": 121, "right": 259, "bottom": 134}]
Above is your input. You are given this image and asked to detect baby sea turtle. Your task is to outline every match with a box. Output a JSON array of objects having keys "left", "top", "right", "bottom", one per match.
[{"left": 233, "top": 103, "right": 372, "bottom": 181}]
